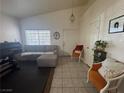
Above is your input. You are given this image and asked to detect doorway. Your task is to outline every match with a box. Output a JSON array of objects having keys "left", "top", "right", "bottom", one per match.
[{"left": 62, "top": 29, "right": 79, "bottom": 56}]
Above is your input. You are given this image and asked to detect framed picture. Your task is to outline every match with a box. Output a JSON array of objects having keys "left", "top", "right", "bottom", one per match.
[{"left": 109, "top": 15, "right": 124, "bottom": 34}]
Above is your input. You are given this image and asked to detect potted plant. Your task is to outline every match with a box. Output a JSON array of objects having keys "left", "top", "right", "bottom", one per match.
[
  {"left": 93, "top": 40, "right": 108, "bottom": 63},
  {"left": 95, "top": 40, "right": 107, "bottom": 51}
]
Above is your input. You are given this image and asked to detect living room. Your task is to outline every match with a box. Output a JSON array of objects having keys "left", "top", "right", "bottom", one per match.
[{"left": 0, "top": 0, "right": 124, "bottom": 93}]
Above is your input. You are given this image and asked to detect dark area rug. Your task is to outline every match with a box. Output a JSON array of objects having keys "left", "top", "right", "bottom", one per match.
[{"left": 1, "top": 61, "right": 54, "bottom": 93}]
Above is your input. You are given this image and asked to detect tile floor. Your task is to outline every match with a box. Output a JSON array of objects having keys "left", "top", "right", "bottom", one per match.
[{"left": 50, "top": 57, "right": 98, "bottom": 93}]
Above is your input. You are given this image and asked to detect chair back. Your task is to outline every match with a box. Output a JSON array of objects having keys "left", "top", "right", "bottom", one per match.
[{"left": 74, "top": 45, "right": 83, "bottom": 51}]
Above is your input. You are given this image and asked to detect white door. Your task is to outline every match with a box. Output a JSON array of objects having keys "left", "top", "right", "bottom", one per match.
[{"left": 63, "top": 29, "right": 79, "bottom": 56}]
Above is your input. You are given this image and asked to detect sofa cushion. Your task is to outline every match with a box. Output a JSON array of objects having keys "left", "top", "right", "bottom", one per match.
[
  {"left": 99, "top": 58, "right": 124, "bottom": 80},
  {"left": 21, "top": 52, "right": 54, "bottom": 56},
  {"left": 15, "top": 53, "right": 41, "bottom": 61},
  {"left": 23, "top": 45, "right": 58, "bottom": 52},
  {"left": 37, "top": 54, "right": 57, "bottom": 67},
  {"left": 21, "top": 52, "right": 43, "bottom": 56}
]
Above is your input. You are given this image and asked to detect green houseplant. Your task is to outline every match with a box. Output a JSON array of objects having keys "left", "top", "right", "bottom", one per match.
[
  {"left": 93, "top": 40, "right": 108, "bottom": 63},
  {"left": 95, "top": 40, "right": 107, "bottom": 51}
]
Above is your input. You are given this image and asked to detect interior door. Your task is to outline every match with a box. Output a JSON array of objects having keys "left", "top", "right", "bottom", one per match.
[{"left": 63, "top": 29, "right": 79, "bottom": 56}]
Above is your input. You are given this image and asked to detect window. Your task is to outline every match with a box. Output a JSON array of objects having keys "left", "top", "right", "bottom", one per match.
[{"left": 25, "top": 30, "right": 51, "bottom": 45}]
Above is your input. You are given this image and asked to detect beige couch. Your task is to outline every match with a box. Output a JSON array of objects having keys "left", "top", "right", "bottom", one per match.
[{"left": 15, "top": 45, "right": 59, "bottom": 67}]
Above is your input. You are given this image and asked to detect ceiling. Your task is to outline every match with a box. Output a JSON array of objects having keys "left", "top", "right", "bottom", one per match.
[{"left": 1, "top": 0, "right": 88, "bottom": 19}]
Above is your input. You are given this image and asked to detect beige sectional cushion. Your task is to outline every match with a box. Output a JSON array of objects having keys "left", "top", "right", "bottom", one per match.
[
  {"left": 21, "top": 52, "right": 54, "bottom": 56},
  {"left": 21, "top": 52, "right": 43, "bottom": 56},
  {"left": 37, "top": 54, "right": 57, "bottom": 67},
  {"left": 99, "top": 58, "right": 124, "bottom": 80}
]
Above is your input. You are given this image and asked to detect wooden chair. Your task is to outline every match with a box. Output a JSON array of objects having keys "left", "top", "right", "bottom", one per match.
[{"left": 71, "top": 45, "right": 84, "bottom": 62}]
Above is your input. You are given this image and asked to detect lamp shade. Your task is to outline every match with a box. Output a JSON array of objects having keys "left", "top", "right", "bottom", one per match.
[{"left": 70, "top": 13, "right": 75, "bottom": 23}]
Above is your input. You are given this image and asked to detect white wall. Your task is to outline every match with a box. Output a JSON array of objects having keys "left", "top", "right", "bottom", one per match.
[
  {"left": 0, "top": 14, "right": 21, "bottom": 42},
  {"left": 80, "top": 0, "right": 124, "bottom": 92},
  {"left": 20, "top": 7, "right": 84, "bottom": 55},
  {"left": 0, "top": 14, "right": 2, "bottom": 42},
  {"left": 0, "top": 0, "right": 2, "bottom": 41},
  {"left": 80, "top": 0, "right": 124, "bottom": 65}
]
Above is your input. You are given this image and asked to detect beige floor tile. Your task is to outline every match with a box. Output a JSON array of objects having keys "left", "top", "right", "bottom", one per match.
[
  {"left": 54, "top": 68, "right": 62, "bottom": 73},
  {"left": 50, "top": 88, "right": 62, "bottom": 93},
  {"left": 69, "top": 65, "right": 76, "bottom": 68},
  {"left": 55, "top": 66, "right": 62, "bottom": 70},
  {"left": 75, "top": 88, "right": 88, "bottom": 93},
  {"left": 62, "top": 72, "right": 72, "bottom": 78},
  {"left": 54, "top": 72, "right": 63, "bottom": 79},
  {"left": 78, "top": 71, "right": 87, "bottom": 78},
  {"left": 62, "top": 65, "right": 70, "bottom": 68},
  {"left": 70, "top": 72, "right": 79, "bottom": 78},
  {"left": 62, "top": 68, "right": 70, "bottom": 73},
  {"left": 76, "top": 67, "right": 86, "bottom": 72},
  {"left": 72, "top": 79, "right": 84, "bottom": 87},
  {"left": 51, "top": 57, "right": 98, "bottom": 93},
  {"left": 52, "top": 79, "right": 63, "bottom": 87},
  {"left": 63, "top": 79, "right": 74, "bottom": 87},
  {"left": 70, "top": 68, "right": 78, "bottom": 73},
  {"left": 63, "top": 88, "right": 75, "bottom": 93},
  {"left": 84, "top": 66, "right": 89, "bottom": 71},
  {"left": 85, "top": 88, "right": 98, "bottom": 93},
  {"left": 62, "top": 61, "right": 69, "bottom": 64}
]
